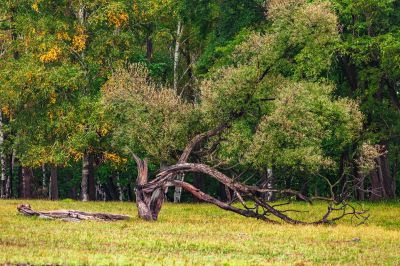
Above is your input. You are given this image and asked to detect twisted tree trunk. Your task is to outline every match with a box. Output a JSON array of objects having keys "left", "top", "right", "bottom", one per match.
[
  {"left": 131, "top": 123, "right": 367, "bottom": 225},
  {"left": 132, "top": 154, "right": 164, "bottom": 221}
]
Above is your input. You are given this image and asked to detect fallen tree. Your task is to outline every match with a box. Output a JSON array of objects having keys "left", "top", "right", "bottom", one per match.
[
  {"left": 131, "top": 127, "right": 369, "bottom": 225},
  {"left": 17, "top": 204, "right": 130, "bottom": 221}
]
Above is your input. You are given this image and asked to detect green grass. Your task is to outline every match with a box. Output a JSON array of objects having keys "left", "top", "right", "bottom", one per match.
[{"left": 1, "top": 200, "right": 400, "bottom": 265}]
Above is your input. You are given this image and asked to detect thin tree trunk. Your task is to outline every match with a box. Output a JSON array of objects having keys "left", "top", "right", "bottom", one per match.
[
  {"left": 81, "top": 150, "right": 89, "bottom": 201},
  {"left": 21, "top": 167, "right": 32, "bottom": 199},
  {"left": 116, "top": 172, "right": 123, "bottom": 201},
  {"left": 173, "top": 20, "right": 183, "bottom": 92},
  {"left": 193, "top": 172, "right": 205, "bottom": 202},
  {"left": 88, "top": 153, "right": 96, "bottom": 200},
  {"left": 266, "top": 168, "right": 275, "bottom": 201},
  {"left": 173, "top": 173, "right": 185, "bottom": 203},
  {"left": 0, "top": 110, "right": 7, "bottom": 198},
  {"left": 6, "top": 150, "right": 15, "bottom": 198},
  {"left": 370, "top": 168, "right": 383, "bottom": 200},
  {"left": 49, "top": 164, "right": 58, "bottom": 200},
  {"left": 41, "top": 164, "right": 46, "bottom": 191},
  {"left": 353, "top": 164, "right": 365, "bottom": 200},
  {"left": 146, "top": 32, "right": 153, "bottom": 61}
]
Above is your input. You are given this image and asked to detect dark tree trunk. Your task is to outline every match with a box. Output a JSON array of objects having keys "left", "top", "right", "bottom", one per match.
[
  {"left": 146, "top": 34, "right": 153, "bottom": 61},
  {"left": 106, "top": 174, "right": 119, "bottom": 200},
  {"left": 299, "top": 176, "right": 309, "bottom": 198},
  {"left": 67, "top": 174, "right": 77, "bottom": 199},
  {"left": 353, "top": 164, "right": 365, "bottom": 201},
  {"left": 192, "top": 172, "right": 205, "bottom": 202},
  {"left": 21, "top": 167, "right": 32, "bottom": 199},
  {"left": 370, "top": 168, "right": 383, "bottom": 200},
  {"left": 379, "top": 149, "right": 396, "bottom": 198},
  {"left": 370, "top": 145, "right": 396, "bottom": 200},
  {"left": 217, "top": 182, "right": 227, "bottom": 201},
  {"left": 49, "top": 164, "right": 58, "bottom": 200}
]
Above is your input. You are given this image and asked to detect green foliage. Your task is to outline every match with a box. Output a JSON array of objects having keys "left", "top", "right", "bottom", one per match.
[
  {"left": 102, "top": 64, "right": 196, "bottom": 163},
  {"left": 0, "top": 0, "right": 399, "bottom": 200},
  {"left": 247, "top": 80, "right": 362, "bottom": 173}
]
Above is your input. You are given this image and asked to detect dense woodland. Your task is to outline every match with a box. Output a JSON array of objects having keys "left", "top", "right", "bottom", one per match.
[{"left": 0, "top": 0, "right": 399, "bottom": 206}]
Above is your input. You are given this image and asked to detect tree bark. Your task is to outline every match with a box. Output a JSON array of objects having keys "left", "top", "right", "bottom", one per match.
[
  {"left": 0, "top": 110, "right": 7, "bottom": 198},
  {"left": 41, "top": 164, "right": 47, "bottom": 192},
  {"left": 81, "top": 150, "right": 90, "bottom": 201},
  {"left": 378, "top": 146, "right": 396, "bottom": 198},
  {"left": 49, "top": 164, "right": 58, "bottom": 200},
  {"left": 130, "top": 153, "right": 165, "bottom": 221},
  {"left": 259, "top": 168, "right": 275, "bottom": 201},
  {"left": 369, "top": 145, "right": 396, "bottom": 200},
  {"left": 6, "top": 150, "right": 15, "bottom": 198},
  {"left": 173, "top": 173, "right": 185, "bottom": 203},
  {"left": 192, "top": 172, "right": 205, "bottom": 202},
  {"left": 116, "top": 172, "right": 123, "bottom": 201},
  {"left": 17, "top": 204, "right": 130, "bottom": 221},
  {"left": 146, "top": 25, "right": 153, "bottom": 61},
  {"left": 353, "top": 164, "right": 365, "bottom": 201},
  {"left": 173, "top": 20, "right": 183, "bottom": 92},
  {"left": 88, "top": 153, "right": 96, "bottom": 200},
  {"left": 370, "top": 168, "right": 383, "bottom": 200}
]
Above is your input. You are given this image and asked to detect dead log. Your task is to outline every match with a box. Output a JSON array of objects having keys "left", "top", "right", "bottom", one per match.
[{"left": 17, "top": 204, "right": 130, "bottom": 221}]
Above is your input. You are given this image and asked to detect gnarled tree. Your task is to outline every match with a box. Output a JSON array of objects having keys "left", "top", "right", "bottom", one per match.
[{"left": 102, "top": 0, "right": 368, "bottom": 225}]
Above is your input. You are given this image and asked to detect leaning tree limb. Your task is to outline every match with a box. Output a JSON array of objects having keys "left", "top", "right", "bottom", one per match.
[
  {"left": 17, "top": 204, "right": 130, "bottom": 221},
  {"left": 132, "top": 158, "right": 368, "bottom": 225},
  {"left": 130, "top": 120, "right": 368, "bottom": 225}
]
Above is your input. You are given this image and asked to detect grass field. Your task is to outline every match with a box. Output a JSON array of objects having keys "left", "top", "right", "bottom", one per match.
[{"left": 0, "top": 200, "right": 400, "bottom": 265}]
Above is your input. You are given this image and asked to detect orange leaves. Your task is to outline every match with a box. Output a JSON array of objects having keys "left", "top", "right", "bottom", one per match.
[
  {"left": 103, "top": 152, "right": 127, "bottom": 165},
  {"left": 1, "top": 106, "right": 11, "bottom": 118},
  {"left": 107, "top": 11, "right": 129, "bottom": 28},
  {"left": 56, "top": 32, "right": 71, "bottom": 41},
  {"left": 72, "top": 26, "right": 88, "bottom": 52},
  {"left": 69, "top": 148, "right": 83, "bottom": 161},
  {"left": 39, "top": 46, "right": 61, "bottom": 63}
]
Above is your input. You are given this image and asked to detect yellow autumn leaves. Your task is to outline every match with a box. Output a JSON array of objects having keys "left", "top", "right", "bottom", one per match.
[
  {"left": 107, "top": 11, "right": 129, "bottom": 28},
  {"left": 72, "top": 25, "right": 89, "bottom": 52},
  {"left": 39, "top": 46, "right": 61, "bottom": 63},
  {"left": 103, "top": 152, "right": 127, "bottom": 165},
  {"left": 1, "top": 106, "right": 11, "bottom": 119}
]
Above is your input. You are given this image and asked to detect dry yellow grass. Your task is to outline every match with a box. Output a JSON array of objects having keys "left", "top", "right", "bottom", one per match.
[{"left": 0, "top": 199, "right": 399, "bottom": 265}]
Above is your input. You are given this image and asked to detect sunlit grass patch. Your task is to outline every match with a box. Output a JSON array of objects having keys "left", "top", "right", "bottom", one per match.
[{"left": 0, "top": 200, "right": 399, "bottom": 265}]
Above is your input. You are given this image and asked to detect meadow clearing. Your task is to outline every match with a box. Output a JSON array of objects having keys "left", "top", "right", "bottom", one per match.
[{"left": 0, "top": 200, "right": 400, "bottom": 265}]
